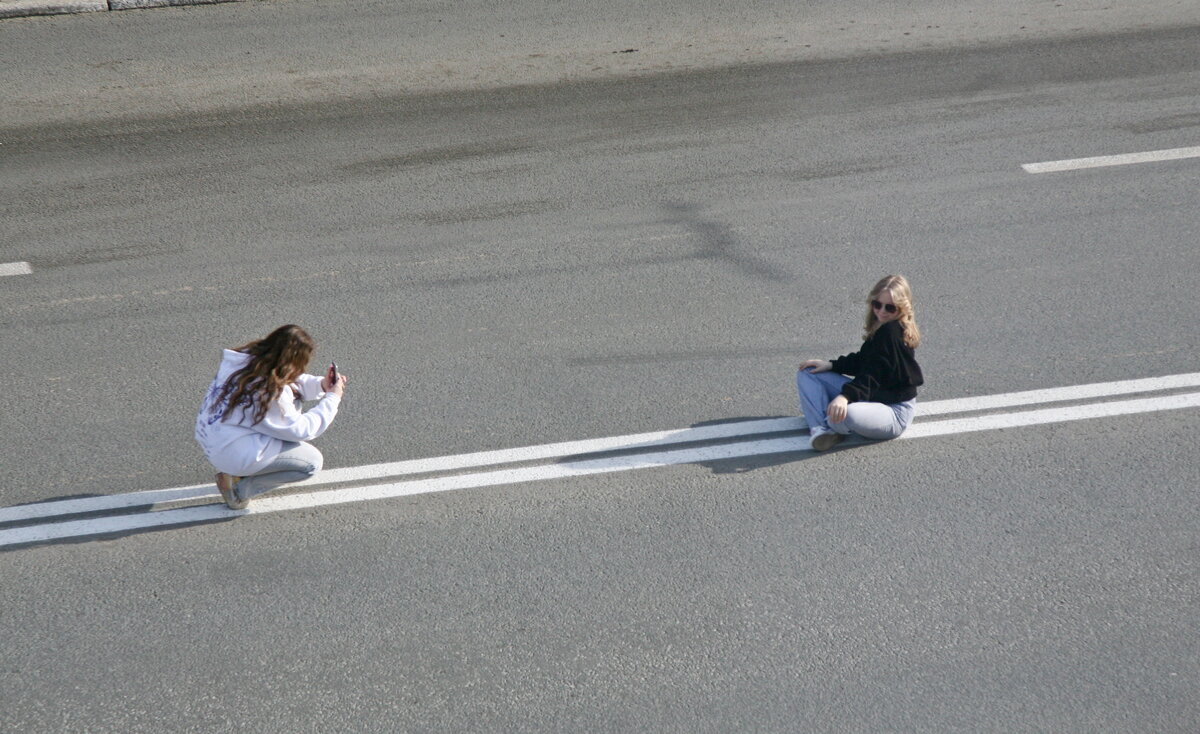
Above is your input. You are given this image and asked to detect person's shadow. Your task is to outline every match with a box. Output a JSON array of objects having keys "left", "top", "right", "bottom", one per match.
[
  {"left": 550, "top": 415, "right": 851, "bottom": 476},
  {"left": 686, "top": 416, "right": 829, "bottom": 474}
]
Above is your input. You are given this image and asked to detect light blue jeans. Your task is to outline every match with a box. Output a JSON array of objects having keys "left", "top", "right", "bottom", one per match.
[
  {"left": 796, "top": 368, "right": 915, "bottom": 440},
  {"left": 235, "top": 441, "right": 323, "bottom": 502}
]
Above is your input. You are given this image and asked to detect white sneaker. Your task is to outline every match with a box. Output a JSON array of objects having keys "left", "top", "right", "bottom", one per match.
[{"left": 809, "top": 429, "right": 845, "bottom": 452}]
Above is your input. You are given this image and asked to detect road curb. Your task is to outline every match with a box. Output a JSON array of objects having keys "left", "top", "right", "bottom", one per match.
[{"left": 0, "top": 0, "right": 240, "bottom": 19}]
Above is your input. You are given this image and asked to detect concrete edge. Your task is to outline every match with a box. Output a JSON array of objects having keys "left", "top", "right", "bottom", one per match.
[
  {"left": 109, "top": 0, "right": 240, "bottom": 9},
  {"left": 0, "top": 0, "right": 240, "bottom": 20}
]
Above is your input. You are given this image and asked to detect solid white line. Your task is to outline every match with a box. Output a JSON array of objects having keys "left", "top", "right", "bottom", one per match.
[
  {"left": 3, "top": 391, "right": 1198, "bottom": 548},
  {"left": 0, "top": 417, "right": 804, "bottom": 523},
  {"left": 913, "top": 372, "right": 1200, "bottom": 416},
  {"left": 0, "top": 437, "right": 804, "bottom": 547},
  {"left": 309, "top": 416, "right": 803, "bottom": 482},
  {"left": 5, "top": 372, "right": 1199, "bottom": 524},
  {"left": 903, "top": 391, "right": 1200, "bottom": 439},
  {"left": 0, "top": 261, "right": 32, "bottom": 277},
  {"left": 0, "top": 483, "right": 212, "bottom": 522},
  {"left": 1022, "top": 145, "right": 1200, "bottom": 173}
]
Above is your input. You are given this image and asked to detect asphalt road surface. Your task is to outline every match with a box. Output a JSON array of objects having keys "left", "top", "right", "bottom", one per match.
[{"left": 2, "top": 5, "right": 1199, "bottom": 733}]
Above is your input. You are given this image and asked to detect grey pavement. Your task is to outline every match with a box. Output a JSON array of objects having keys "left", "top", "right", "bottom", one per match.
[
  {"left": 4, "top": 412, "right": 1199, "bottom": 732},
  {"left": 3, "top": 0, "right": 1200, "bottom": 129},
  {"left": 2, "top": 3, "right": 1199, "bottom": 732}
]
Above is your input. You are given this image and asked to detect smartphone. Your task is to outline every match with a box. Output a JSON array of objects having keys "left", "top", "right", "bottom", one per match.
[{"left": 330, "top": 362, "right": 339, "bottom": 384}]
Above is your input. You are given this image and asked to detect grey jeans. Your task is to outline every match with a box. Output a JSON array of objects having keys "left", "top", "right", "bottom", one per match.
[
  {"left": 797, "top": 368, "right": 915, "bottom": 440},
  {"left": 236, "top": 441, "right": 323, "bottom": 501}
]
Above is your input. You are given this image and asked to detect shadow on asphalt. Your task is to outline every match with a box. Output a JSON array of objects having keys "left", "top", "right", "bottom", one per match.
[
  {"left": 0, "top": 516, "right": 238, "bottom": 554},
  {"left": 687, "top": 415, "right": 828, "bottom": 474},
  {"left": 6, "top": 493, "right": 103, "bottom": 506},
  {"left": 697, "top": 449, "right": 817, "bottom": 474}
]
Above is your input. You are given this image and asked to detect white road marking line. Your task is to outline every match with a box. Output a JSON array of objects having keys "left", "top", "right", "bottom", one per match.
[
  {"left": 0, "top": 261, "right": 32, "bottom": 277},
  {"left": 1022, "top": 145, "right": 1200, "bottom": 173},
  {"left": 4, "top": 372, "right": 1199, "bottom": 525},
  {"left": 913, "top": 372, "right": 1200, "bottom": 416},
  {"left": 0, "top": 418, "right": 806, "bottom": 523},
  {"left": 0, "top": 483, "right": 216, "bottom": 523},
  {"left": 0, "top": 437, "right": 804, "bottom": 547},
  {"left": 902, "top": 391, "right": 1200, "bottom": 439},
  {"left": 303, "top": 417, "right": 803, "bottom": 482},
  {"left": 3, "top": 390, "right": 1198, "bottom": 548}
]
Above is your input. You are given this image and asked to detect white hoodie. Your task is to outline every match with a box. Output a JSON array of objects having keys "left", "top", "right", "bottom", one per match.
[{"left": 195, "top": 349, "right": 342, "bottom": 475}]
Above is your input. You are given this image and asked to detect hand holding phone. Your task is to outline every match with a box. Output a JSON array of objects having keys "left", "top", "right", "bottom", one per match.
[{"left": 325, "top": 362, "right": 344, "bottom": 395}]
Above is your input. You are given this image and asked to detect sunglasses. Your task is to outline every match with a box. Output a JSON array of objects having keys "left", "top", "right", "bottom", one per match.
[{"left": 871, "top": 300, "right": 898, "bottom": 314}]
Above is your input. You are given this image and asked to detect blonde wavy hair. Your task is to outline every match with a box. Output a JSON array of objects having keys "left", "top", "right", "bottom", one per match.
[{"left": 864, "top": 275, "right": 921, "bottom": 348}]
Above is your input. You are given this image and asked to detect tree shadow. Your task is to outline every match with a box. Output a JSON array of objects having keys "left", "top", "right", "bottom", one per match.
[{"left": 658, "top": 201, "right": 789, "bottom": 283}]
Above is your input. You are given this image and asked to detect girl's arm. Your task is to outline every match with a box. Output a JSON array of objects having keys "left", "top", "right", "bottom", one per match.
[
  {"left": 253, "top": 388, "right": 342, "bottom": 442},
  {"left": 292, "top": 373, "right": 327, "bottom": 401},
  {"left": 830, "top": 348, "right": 863, "bottom": 376}
]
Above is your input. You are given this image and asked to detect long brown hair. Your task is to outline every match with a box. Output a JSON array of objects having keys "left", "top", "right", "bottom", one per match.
[
  {"left": 214, "top": 325, "right": 315, "bottom": 425},
  {"left": 864, "top": 275, "right": 921, "bottom": 348}
]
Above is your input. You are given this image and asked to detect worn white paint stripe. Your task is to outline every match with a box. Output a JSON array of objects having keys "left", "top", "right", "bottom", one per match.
[
  {"left": 1022, "top": 145, "right": 1200, "bottom": 173},
  {"left": 5, "top": 372, "right": 1199, "bottom": 524},
  {"left": 0, "top": 261, "right": 32, "bottom": 277},
  {"left": 3, "top": 391, "right": 1198, "bottom": 548}
]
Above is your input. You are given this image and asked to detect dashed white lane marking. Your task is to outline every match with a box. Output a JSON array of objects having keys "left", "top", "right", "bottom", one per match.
[
  {"left": 0, "top": 261, "right": 32, "bottom": 277},
  {"left": 1022, "top": 145, "right": 1200, "bottom": 173},
  {"left": 3, "top": 375, "right": 1199, "bottom": 548}
]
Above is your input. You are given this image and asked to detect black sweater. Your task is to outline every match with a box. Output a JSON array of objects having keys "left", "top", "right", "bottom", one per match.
[{"left": 830, "top": 320, "right": 923, "bottom": 404}]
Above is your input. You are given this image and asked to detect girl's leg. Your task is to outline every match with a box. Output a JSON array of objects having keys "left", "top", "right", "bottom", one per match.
[
  {"left": 834, "top": 400, "right": 916, "bottom": 440},
  {"left": 796, "top": 369, "right": 852, "bottom": 432},
  {"left": 236, "top": 441, "right": 324, "bottom": 502}
]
